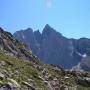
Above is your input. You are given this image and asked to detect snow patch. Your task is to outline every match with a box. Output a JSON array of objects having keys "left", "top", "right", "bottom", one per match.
[
  {"left": 76, "top": 52, "right": 87, "bottom": 58},
  {"left": 82, "top": 53, "right": 87, "bottom": 58},
  {"left": 76, "top": 52, "right": 82, "bottom": 56},
  {"left": 21, "top": 33, "right": 25, "bottom": 39},
  {"left": 71, "top": 62, "right": 81, "bottom": 71}
]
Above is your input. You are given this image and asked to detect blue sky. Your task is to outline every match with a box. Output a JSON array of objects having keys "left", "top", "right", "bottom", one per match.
[{"left": 0, "top": 0, "right": 90, "bottom": 38}]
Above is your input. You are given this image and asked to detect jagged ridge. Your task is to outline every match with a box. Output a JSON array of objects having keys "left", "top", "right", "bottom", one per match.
[{"left": 14, "top": 24, "right": 90, "bottom": 71}]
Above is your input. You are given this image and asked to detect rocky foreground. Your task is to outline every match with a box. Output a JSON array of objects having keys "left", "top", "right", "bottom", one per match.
[{"left": 0, "top": 53, "right": 90, "bottom": 90}]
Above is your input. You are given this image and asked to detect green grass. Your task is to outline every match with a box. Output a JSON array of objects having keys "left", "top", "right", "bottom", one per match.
[
  {"left": 0, "top": 53, "right": 49, "bottom": 90},
  {"left": 77, "top": 85, "right": 90, "bottom": 90},
  {"left": 0, "top": 80, "right": 8, "bottom": 86},
  {"left": 0, "top": 52, "right": 90, "bottom": 90}
]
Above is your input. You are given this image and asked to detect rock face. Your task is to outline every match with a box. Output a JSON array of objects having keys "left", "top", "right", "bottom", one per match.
[
  {"left": 14, "top": 24, "right": 90, "bottom": 70},
  {"left": 0, "top": 27, "right": 41, "bottom": 64}
]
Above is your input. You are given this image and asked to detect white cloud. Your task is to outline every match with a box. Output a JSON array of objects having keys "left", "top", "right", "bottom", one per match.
[{"left": 46, "top": 0, "right": 52, "bottom": 9}]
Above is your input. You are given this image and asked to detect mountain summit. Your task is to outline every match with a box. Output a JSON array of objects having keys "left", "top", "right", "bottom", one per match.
[{"left": 14, "top": 24, "right": 90, "bottom": 71}]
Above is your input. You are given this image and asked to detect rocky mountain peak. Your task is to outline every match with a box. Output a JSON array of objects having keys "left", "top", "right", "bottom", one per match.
[
  {"left": 44, "top": 24, "right": 51, "bottom": 29},
  {"left": 42, "top": 24, "right": 55, "bottom": 34},
  {"left": 0, "top": 27, "right": 13, "bottom": 37},
  {"left": 34, "top": 30, "right": 41, "bottom": 36},
  {"left": 14, "top": 25, "right": 90, "bottom": 71},
  {"left": 24, "top": 28, "right": 33, "bottom": 33}
]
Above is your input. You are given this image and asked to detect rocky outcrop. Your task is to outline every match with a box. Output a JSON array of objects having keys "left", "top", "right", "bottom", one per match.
[
  {"left": 0, "top": 73, "right": 20, "bottom": 90},
  {"left": 0, "top": 27, "right": 41, "bottom": 65}
]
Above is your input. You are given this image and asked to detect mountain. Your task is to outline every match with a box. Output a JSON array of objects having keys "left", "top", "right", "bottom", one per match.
[
  {"left": 0, "top": 27, "right": 90, "bottom": 89},
  {"left": 0, "top": 27, "right": 41, "bottom": 64},
  {"left": 14, "top": 24, "right": 90, "bottom": 71}
]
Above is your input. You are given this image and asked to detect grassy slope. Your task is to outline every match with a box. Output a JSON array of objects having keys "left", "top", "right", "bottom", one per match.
[
  {"left": 0, "top": 53, "right": 49, "bottom": 90},
  {"left": 0, "top": 53, "right": 90, "bottom": 90}
]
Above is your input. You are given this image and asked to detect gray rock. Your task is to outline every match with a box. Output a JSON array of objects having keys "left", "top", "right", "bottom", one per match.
[
  {"left": 0, "top": 73, "right": 5, "bottom": 80},
  {"left": 7, "top": 78, "right": 20, "bottom": 90},
  {"left": 0, "top": 61, "right": 6, "bottom": 66},
  {"left": 22, "top": 81, "right": 36, "bottom": 90}
]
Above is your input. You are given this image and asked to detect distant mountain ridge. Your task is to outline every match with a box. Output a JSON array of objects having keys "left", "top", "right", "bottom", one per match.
[{"left": 14, "top": 24, "right": 90, "bottom": 71}]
